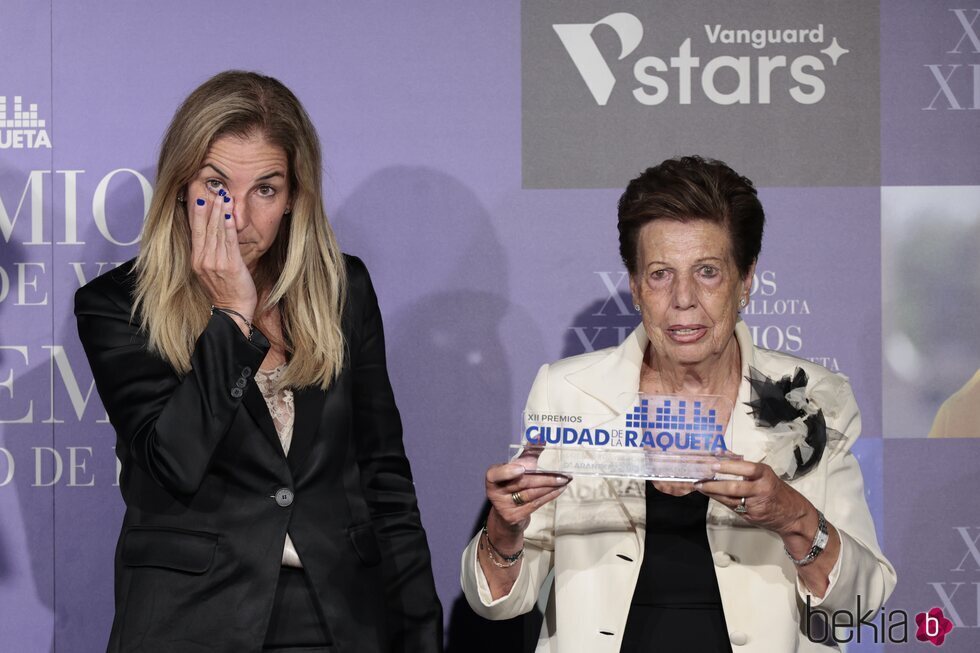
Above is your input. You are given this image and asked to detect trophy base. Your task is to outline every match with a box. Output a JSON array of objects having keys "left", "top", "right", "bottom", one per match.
[{"left": 509, "top": 444, "right": 743, "bottom": 482}]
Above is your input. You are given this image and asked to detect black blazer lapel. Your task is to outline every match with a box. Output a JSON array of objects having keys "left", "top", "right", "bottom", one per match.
[
  {"left": 288, "top": 386, "right": 326, "bottom": 475},
  {"left": 241, "top": 382, "right": 283, "bottom": 455}
]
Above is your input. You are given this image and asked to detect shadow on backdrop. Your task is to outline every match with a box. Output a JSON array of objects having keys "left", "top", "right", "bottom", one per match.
[
  {"left": 561, "top": 294, "right": 640, "bottom": 359},
  {"left": 0, "top": 161, "right": 55, "bottom": 653},
  {"left": 0, "top": 233, "right": 29, "bottom": 585},
  {"left": 332, "top": 166, "right": 543, "bottom": 652},
  {"left": 30, "top": 165, "right": 147, "bottom": 652}
]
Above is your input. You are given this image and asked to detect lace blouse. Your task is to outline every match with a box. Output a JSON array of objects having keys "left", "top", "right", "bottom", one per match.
[{"left": 254, "top": 364, "right": 302, "bottom": 568}]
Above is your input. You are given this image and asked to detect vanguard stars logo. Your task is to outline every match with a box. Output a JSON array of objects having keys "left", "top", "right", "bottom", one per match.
[{"left": 553, "top": 12, "right": 850, "bottom": 106}]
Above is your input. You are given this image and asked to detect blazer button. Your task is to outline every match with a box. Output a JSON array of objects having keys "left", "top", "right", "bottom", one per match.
[
  {"left": 729, "top": 631, "right": 748, "bottom": 646},
  {"left": 235, "top": 377, "right": 247, "bottom": 389},
  {"left": 241, "top": 367, "right": 252, "bottom": 378},
  {"left": 231, "top": 387, "right": 243, "bottom": 398},
  {"left": 713, "top": 551, "right": 732, "bottom": 567},
  {"left": 274, "top": 488, "right": 294, "bottom": 507}
]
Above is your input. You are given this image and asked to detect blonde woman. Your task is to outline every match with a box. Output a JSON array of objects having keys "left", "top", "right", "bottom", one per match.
[{"left": 75, "top": 71, "right": 441, "bottom": 653}]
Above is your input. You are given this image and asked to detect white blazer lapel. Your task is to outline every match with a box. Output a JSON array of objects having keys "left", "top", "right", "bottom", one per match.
[
  {"left": 564, "top": 325, "right": 647, "bottom": 416},
  {"left": 561, "top": 327, "right": 649, "bottom": 532},
  {"left": 728, "top": 319, "right": 771, "bottom": 464}
]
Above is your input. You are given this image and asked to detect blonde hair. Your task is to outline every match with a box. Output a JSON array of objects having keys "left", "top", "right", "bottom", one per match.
[{"left": 134, "top": 70, "right": 347, "bottom": 390}]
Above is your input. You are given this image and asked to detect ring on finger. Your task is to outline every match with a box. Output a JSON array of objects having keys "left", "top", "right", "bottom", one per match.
[
  {"left": 511, "top": 491, "right": 527, "bottom": 506},
  {"left": 734, "top": 496, "right": 747, "bottom": 514}
]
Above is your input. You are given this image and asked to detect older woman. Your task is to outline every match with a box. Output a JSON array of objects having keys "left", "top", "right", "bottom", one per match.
[
  {"left": 75, "top": 71, "right": 441, "bottom": 652},
  {"left": 462, "top": 157, "right": 895, "bottom": 652}
]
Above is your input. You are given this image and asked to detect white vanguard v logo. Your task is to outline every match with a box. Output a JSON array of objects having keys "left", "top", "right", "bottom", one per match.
[
  {"left": 552, "top": 12, "right": 850, "bottom": 106},
  {"left": 0, "top": 96, "right": 51, "bottom": 149}
]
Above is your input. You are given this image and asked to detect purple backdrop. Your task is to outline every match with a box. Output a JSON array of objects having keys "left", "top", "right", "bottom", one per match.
[{"left": 1, "top": 1, "right": 978, "bottom": 651}]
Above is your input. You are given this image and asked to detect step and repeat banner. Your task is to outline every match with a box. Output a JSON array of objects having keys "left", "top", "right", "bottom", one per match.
[{"left": 1, "top": 1, "right": 978, "bottom": 651}]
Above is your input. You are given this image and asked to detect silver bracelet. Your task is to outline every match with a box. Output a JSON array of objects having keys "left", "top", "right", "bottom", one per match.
[{"left": 785, "top": 510, "right": 829, "bottom": 567}]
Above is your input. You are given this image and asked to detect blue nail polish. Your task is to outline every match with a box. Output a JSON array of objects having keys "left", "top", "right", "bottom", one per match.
[
  {"left": 218, "top": 189, "right": 226, "bottom": 197},
  {"left": 225, "top": 214, "right": 231, "bottom": 220},
  {"left": 223, "top": 196, "right": 230, "bottom": 203},
  {"left": 195, "top": 198, "right": 205, "bottom": 206}
]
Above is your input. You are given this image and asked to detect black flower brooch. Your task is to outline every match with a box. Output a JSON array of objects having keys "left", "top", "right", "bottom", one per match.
[{"left": 745, "top": 367, "right": 842, "bottom": 480}]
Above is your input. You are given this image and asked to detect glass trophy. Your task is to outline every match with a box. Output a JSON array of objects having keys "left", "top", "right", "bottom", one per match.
[{"left": 509, "top": 393, "right": 742, "bottom": 481}]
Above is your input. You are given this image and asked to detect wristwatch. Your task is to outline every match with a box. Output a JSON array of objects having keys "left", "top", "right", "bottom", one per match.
[{"left": 785, "top": 510, "right": 829, "bottom": 567}]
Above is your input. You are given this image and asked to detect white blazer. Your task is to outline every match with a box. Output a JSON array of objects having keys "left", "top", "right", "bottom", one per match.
[{"left": 461, "top": 321, "right": 896, "bottom": 652}]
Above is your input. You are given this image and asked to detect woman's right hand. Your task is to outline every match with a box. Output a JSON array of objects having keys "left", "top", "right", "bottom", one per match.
[
  {"left": 189, "top": 191, "right": 257, "bottom": 324},
  {"left": 484, "top": 450, "right": 571, "bottom": 548}
]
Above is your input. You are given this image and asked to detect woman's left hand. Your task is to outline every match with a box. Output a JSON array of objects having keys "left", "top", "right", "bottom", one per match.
[
  {"left": 696, "top": 459, "right": 841, "bottom": 597},
  {"left": 694, "top": 459, "right": 811, "bottom": 537}
]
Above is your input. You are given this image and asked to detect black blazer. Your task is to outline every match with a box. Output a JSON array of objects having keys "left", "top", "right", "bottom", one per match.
[{"left": 75, "top": 256, "right": 442, "bottom": 653}]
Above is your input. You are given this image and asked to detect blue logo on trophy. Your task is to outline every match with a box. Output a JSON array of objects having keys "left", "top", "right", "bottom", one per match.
[{"left": 514, "top": 393, "right": 741, "bottom": 481}]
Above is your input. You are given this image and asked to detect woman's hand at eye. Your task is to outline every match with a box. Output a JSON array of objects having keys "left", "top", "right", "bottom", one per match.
[{"left": 188, "top": 192, "right": 257, "bottom": 332}]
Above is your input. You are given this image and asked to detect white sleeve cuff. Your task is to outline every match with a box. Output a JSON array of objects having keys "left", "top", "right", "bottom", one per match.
[
  {"left": 472, "top": 537, "right": 527, "bottom": 607},
  {"left": 473, "top": 544, "right": 496, "bottom": 605}
]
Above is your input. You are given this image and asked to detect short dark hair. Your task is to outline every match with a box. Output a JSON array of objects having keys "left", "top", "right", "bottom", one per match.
[{"left": 617, "top": 156, "right": 765, "bottom": 278}]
